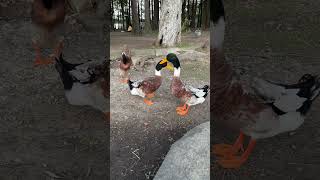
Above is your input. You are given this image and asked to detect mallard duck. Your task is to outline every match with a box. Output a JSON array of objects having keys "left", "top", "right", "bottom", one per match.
[
  {"left": 31, "top": 0, "right": 66, "bottom": 66},
  {"left": 162, "top": 53, "right": 209, "bottom": 116},
  {"left": 211, "top": 0, "right": 320, "bottom": 168},
  {"left": 119, "top": 45, "right": 132, "bottom": 83},
  {"left": 128, "top": 59, "right": 173, "bottom": 105},
  {"left": 54, "top": 53, "right": 109, "bottom": 119}
]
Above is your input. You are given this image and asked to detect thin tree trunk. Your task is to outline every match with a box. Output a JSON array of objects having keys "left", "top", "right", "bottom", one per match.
[
  {"left": 190, "top": 0, "right": 197, "bottom": 30},
  {"left": 138, "top": 0, "right": 141, "bottom": 26},
  {"left": 157, "top": 0, "right": 183, "bottom": 47},
  {"left": 121, "top": 1, "right": 126, "bottom": 30},
  {"left": 144, "top": 0, "right": 152, "bottom": 33},
  {"left": 181, "top": 0, "right": 187, "bottom": 23},
  {"left": 153, "top": 0, "right": 159, "bottom": 30},
  {"left": 131, "top": 0, "right": 140, "bottom": 33},
  {"left": 111, "top": 0, "right": 114, "bottom": 30},
  {"left": 187, "top": 0, "right": 191, "bottom": 21},
  {"left": 128, "top": 0, "right": 131, "bottom": 26},
  {"left": 201, "top": 0, "right": 209, "bottom": 30},
  {"left": 197, "top": 0, "right": 202, "bottom": 28}
]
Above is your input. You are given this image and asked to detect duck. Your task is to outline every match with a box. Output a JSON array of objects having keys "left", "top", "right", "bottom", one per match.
[
  {"left": 128, "top": 59, "right": 173, "bottom": 105},
  {"left": 211, "top": 0, "right": 320, "bottom": 169},
  {"left": 119, "top": 45, "right": 133, "bottom": 83},
  {"left": 162, "top": 53, "right": 209, "bottom": 116},
  {"left": 54, "top": 53, "right": 109, "bottom": 119},
  {"left": 31, "top": 0, "right": 66, "bottom": 66}
]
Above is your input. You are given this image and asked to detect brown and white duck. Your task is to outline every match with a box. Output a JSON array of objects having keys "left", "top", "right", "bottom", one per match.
[
  {"left": 31, "top": 0, "right": 66, "bottom": 66},
  {"left": 162, "top": 53, "right": 209, "bottom": 116},
  {"left": 212, "top": 0, "right": 320, "bottom": 168},
  {"left": 54, "top": 53, "right": 109, "bottom": 119},
  {"left": 119, "top": 45, "right": 133, "bottom": 83},
  {"left": 128, "top": 59, "right": 173, "bottom": 105}
]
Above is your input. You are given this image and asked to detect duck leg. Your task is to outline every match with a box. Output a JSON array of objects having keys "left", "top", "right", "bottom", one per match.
[
  {"left": 217, "top": 138, "right": 256, "bottom": 169},
  {"left": 143, "top": 93, "right": 155, "bottom": 105},
  {"left": 32, "top": 40, "right": 54, "bottom": 66},
  {"left": 119, "top": 71, "right": 129, "bottom": 83},
  {"left": 176, "top": 103, "right": 190, "bottom": 116},
  {"left": 212, "top": 132, "right": 244, "bottom": 157}
]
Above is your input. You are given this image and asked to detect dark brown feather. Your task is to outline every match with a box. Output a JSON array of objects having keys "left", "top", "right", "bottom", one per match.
[
  {"left": 211, "top": 48, "right": 267, "bottom": 131},
  {"left": 171, "top": 77, "right": 192, "bottom": 102},
  {"left": 140, "top": 76, "right": 162, "bottom": 94},
  {"left": 32, "top": 0, "right": 66, "bottom": 30}
]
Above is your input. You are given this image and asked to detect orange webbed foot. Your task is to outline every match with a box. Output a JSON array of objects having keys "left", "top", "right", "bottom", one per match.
[
  {"left": 217, "top": 155, "right": 245, "bottom": 169},
  {"left": 33, "top": 57, "right": 54, "bottom": 66},
  {"left": 176, "top": 104, "right": 190, "bottom": 116},
  {"left": 119, "top": 78, "right": 128, "bottom": 84},
  {"left": 216, "top": 138, "right": 256, "bottom": 169},
  {"left": 176, "top": 104, "right": 187, "bottom": 112},
  {"left": 143, "top": 98, "right": 154, "bottom": 106},
  {"left": 212, "top": 144, "right": 243, "bottom": 157}
]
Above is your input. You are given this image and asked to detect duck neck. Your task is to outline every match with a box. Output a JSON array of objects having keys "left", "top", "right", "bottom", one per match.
[
  {"left": 155, "top": 69, "right": 162, "bottom": 77},
  {"left": 174, "top": 67, "right": 181, "bottom": 77}
]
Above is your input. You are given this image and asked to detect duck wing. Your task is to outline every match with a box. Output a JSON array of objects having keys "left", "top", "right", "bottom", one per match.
[{"left": 252, "top": 76, "right": 320, "bottom": 113}]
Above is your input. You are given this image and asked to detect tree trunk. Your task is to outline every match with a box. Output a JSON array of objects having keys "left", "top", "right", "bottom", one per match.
[
  {"left": 153, "top": 0, "right": 159, "bottom": 30},
  {"left": 187, "top": 0, "right": 191, "bottom": 20},
  {"left": 131, "top": 0, "right": 140, "bottom": 33},
  {"left": 181, "top": 0, "right": 187, "bottom": 23},
  {"left": 111, "top": 0, "right": 114, "bottom": 30},
  {"left": 128, "top": 0, "right": 131, "bottom": 26},
  {"left": 144, "top": 0, "right": 152, "bottom": 33},
  {"left": 157, "top": 0, "right": 183, "bottom": 47},
  {"left": 121, "top": 1, "right": 126, "bottom": 30},
  {"left": 190, "top": 0, "right": 197, "bottom": 30},
  {"left": 201, "top": 0, "right": 209, "bottom": 30},
  {"left": 197, "top": 0, "right": 202, "bottom": 28}
]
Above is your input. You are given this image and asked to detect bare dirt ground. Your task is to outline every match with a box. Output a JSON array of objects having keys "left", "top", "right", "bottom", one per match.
[
  {"left": 110, "top": 31, "right": 210, "bottom": 179},
  {"left": 212, "top": 0, "right": 320, "bottom": 179},
  {"left": 0, "top": 14, "right": 109, "bottom": 179}
]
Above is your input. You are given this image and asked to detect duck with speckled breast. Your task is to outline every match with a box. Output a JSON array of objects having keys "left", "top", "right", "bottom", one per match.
[
  {"left": 211, "top": 0, "right": 320, "bottom": 169},
  {"left": 161, "top": 53, "right": 210, "bottom": 116},
  {"left": 128, "top": 59, "right": 174, "bottom": 106}
]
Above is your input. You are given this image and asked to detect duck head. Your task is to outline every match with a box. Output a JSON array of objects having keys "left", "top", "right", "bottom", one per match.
[
  {"left": 154, "top": 58, "right": 174, "bottom": 76},
  {"left": 161, "top": 53, "right": 181, "bottom": 77}
]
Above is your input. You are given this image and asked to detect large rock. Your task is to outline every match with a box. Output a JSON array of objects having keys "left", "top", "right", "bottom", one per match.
[{"left": 154, "top": 121, "right": 210, "bottom": 180}]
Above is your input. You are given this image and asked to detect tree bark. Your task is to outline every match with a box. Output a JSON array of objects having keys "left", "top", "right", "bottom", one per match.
[
  {"left": 157, "top": 0, "right": 183, "bottom": 47},
  {"left": 201, "top": 0, "right": 209, "bottom": 30},
  {"left": 111, "top": 0, "right": 114, "bottom": 30},
  {"left": 197, "top": 0, "right": 202, "bottom": 28},
  {"left": 120, "top": 0, "right": 126, "bottom": 30},
  {"left": 131, "top": 0, "right": 140, "bottom": 33},
  {"left": 190, "top": 0, "right": 197, "bottom": 30},
  {"left": 128, "top": 0, "right": 131, "bottom": 26},
  {"left": 181, "top": 0, "right": 187, "bottom": 23},
  {"left": 153, "top": 0, "right": 159, "bottom": 30},
  {"left": 144, "top": 0, "right": 152, "bottom": 33}
]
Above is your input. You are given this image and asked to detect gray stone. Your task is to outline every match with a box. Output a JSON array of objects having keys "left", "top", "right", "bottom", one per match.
[{"left": 154, "top": 121, "right": 210, "bottom": 180}]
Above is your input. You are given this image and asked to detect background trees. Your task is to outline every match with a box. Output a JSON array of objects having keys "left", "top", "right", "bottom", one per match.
[{"left": 111, "top": 0, "right": 209, "bottom": 33}]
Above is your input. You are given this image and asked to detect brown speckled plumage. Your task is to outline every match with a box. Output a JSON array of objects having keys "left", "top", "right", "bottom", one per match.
[
  {"left": 31, "top": 0, "right": 66, "bottom": 30},
  {"left": 171, "top": 77, "right": 192, "bottom": 102},
  {"left": 211, "top": 48, "right": 267, "bottom": 131},
  {"left": 140, "top": 76, "right": 162, "bottom": 94},
  {"left": 119, "top": 46, "right": 132, "bottom": 79}
]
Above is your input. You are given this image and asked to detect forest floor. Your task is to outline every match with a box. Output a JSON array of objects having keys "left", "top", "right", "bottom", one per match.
[
  {"left": 0, "top": 14, "right": 109, "bottom": 179},
  {"left": 212, "top": 0, "right": 320, "bottom": 179},
  {"left": 110, "top": 31, "right": 210, "bottom": 179}
]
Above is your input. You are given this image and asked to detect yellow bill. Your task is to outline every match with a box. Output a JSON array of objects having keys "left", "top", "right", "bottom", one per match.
[{"left": 159, "top": 58, "right": 168, "bottom": 64}]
